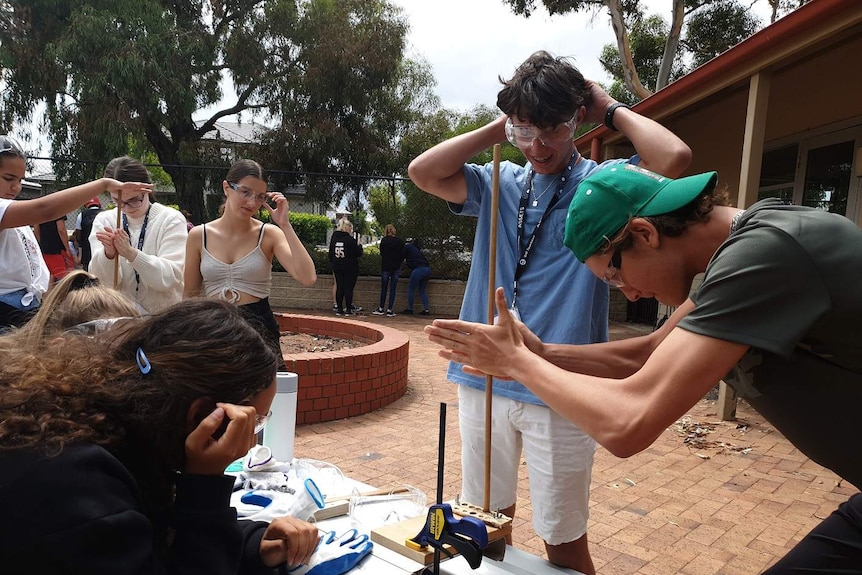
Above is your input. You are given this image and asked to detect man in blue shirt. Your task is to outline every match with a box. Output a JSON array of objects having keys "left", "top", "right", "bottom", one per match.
[{"left": 407, "top": 51, "right": 691, "bottom": 573}]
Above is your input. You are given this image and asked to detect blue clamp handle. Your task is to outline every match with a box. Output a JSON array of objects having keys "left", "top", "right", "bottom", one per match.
[{"left": 409, "top": 503, "right": 489, "bottom": 569}]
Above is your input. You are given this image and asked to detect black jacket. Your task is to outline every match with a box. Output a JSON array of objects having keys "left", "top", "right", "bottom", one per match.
[
  {"left": 0, "top": 443, "right": 276, "bottom": 574},
  {"left": 379, "top": 236, "right": 405, "bottom": 272},
  {"left": 404, "top": 242, "right": 429, "bottom": 270},
  {"left": 328, "top": 230, "right": 362, "bottom": 272}
]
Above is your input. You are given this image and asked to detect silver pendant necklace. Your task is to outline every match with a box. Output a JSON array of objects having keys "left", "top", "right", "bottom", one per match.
[
  {"left": 730, "top": 210, "right": 745, "bottom": 234},
  {"left": 531, "top": 177, "right": 558, "bottom": 207}
]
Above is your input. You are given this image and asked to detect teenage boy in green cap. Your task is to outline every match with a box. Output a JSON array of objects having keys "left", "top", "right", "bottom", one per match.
[{"left": 425, "top": 164, "right": 862, "bottom": 572}]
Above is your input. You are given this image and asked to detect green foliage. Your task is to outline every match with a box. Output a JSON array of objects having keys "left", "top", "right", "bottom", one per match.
[
  {"left": 288, "top": 213, "right": 331, "bottom": 245},
  {"left": 258, "top": 0, "right": 440, "bottom": 210},
  {"left": 357, "top": 244, "right": 381, "bottom": 277},
  {"left": 252, "top": 208, "right": 329, "bottom": 245},
  {"left": 0, "top": 0, "right": 437, "bottom": 224},
  {"left": 503, "top": 0, "right": 606, "bottom": 18},
  {"left": 683, "top": 1, "right": 761, "bottom": 68},
  {"left": 597, "top": 1, "right": 762, "bottom": 100},
  {"left": 600, "top": 15, "right": 682, "bottom": 101},
  {"left": 504, "top": 0, "right": 766, "bottom": 102},
  {"left": 368, "top": 183, "right": 403, "bottom": 234},
  {"left": 292, "top": 244, "right": 329, "bottom": 275},
  {"left": 129, "top": 140, "right": 173, "bottom": 189}
]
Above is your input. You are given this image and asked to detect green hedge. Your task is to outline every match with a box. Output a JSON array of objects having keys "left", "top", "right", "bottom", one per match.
[
  {"left": 286, "top": 213, "right": 330, "bottom": 245},
  {"left": 276, "top": 242, "right": 471, "bottom": 281},
  {"left": 169, "top": 202, "right": 330, "bottom": 247},
  {"left": 255, "top": 210, "right": 330, "bottom": 245}
]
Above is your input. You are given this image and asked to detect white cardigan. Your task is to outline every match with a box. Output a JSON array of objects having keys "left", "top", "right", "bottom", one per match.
[{"left": 88, "top": 202, "right": 187, "bottom": 314}]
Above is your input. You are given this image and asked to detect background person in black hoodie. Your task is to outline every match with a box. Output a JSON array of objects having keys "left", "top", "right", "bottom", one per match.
[
  {"left": 402, "top": 238, "right": 431, "bottom": 315},
  {"left": 74, "top": 197, "right": 102, "bottom": 271},
  {"left": 373, "top": 224, "right": 405, "bottom": 317},
  {"left": 328, "top": 218, "right": 362, "bottom": 316}
]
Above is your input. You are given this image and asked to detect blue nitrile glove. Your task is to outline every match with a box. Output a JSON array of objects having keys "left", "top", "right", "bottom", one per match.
[{"left": 288, "top": 529, "right": 373, "bottom": 575}]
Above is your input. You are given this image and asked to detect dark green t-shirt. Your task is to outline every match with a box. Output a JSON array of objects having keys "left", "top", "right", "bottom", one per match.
[{"left": 678, "top": 199, "right": 862, "bottom": 488}]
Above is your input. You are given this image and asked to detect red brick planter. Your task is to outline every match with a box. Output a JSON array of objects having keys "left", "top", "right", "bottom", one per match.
[{"left": 274, "top": 314, "right": 410, "bottom": 425}]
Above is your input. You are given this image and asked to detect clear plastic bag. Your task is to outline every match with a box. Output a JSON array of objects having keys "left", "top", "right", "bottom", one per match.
[
  {"left": 291, "top": 458, "right": 348, "bottom": 500},
  {"left": 347, "top": 485, "right": 427, "bottom": 529}
]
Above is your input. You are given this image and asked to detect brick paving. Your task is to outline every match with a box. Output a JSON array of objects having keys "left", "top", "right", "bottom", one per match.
[{"left": 285, "top": 309, "right": 857, "bottom": 574}]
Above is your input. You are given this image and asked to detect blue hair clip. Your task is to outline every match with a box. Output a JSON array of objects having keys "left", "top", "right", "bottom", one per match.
[{"left": 136, "top": 347, "right": 151, "bottom": 375}]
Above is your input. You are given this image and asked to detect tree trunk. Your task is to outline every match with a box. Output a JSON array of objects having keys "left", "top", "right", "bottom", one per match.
[
  {"left": 656, "top": 0, "right": 685, "bottom": 91},
  {"left": 166, "top": 164, "right": 211, "bottom": 225},
  {"left": 605, "top": 0, "right": 652, "bottom": 100},
  {"left": 143, "top": 120, "right": 210, "bottom": 224}
]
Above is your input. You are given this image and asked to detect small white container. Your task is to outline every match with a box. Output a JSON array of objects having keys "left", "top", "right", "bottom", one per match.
[{"left": 262, "top": 372, "right": 298, "bottom": 463}]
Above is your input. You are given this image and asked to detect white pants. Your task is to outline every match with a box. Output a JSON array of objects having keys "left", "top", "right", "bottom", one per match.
[{"left": 458, "top": 385, "right": 596, "bottom": 544}]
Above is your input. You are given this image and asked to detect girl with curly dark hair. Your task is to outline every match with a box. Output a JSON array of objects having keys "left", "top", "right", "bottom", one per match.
[{"left": 0, "top": 298, "right": 317, "bottom": 573}]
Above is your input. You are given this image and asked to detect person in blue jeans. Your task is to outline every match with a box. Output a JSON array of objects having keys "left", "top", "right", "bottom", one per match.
[
  {"left": 402, "top": 238, "right": 430, "bottom": 315},
  {"left": 373, "top": 224, "right": 405, "bottom": 317}
]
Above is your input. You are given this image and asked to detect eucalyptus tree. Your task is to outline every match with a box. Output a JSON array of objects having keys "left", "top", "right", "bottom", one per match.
[
  {"left": 0, "top": 0, "right": 435, "bottom": 221},
  {"left": 598, "top": 2, "right": 759, "bottom": 104},
  {"left": 502, "top": 0, "right": 798, "bottom": 101}
]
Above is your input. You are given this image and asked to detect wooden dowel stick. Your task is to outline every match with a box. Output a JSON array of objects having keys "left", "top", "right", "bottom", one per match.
[
  {"left": 483, "top": 144, "right": 501, "bottom": 513},
  {"left": 113, "top": 197, "right": 121, "bottom": 288}
]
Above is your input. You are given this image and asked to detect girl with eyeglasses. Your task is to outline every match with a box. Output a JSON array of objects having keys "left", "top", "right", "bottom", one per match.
[
  {"left": 0, "top": 298, "right": 319, "bottom": 573},
  {"left": 0, "top": 136, "right": 152, "bottom": 329},
  {"left": 88, "top": 156, "right": 188, "bottom": 314},
  {"left": 183, "top": 159, "right": 316, "bottom": 363}
]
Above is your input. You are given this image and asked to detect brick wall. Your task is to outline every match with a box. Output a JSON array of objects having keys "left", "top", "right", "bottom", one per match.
[
  {"left": 274, "top": 313, "right": 410, "bottom": 425},
  {"left": 270, "top": 272, "right": 466, "bottom": 317},
  {"left": 272, "top": 272, "right": 643, "bottom": 323}
]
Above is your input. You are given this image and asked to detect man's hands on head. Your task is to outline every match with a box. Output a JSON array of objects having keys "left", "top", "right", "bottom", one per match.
[
  {"left": 424, "top": 287, "right": 535, "bottom": 379},
  {"left": 582, "top": 80, "right": 615, "bottom": 125}
]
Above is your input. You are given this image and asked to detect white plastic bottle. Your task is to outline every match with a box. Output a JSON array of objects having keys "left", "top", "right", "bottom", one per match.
[{"left": 262, "top": 372, "right": 299, "bottom": 463}]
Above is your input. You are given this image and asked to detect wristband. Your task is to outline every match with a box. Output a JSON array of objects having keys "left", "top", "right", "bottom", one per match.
[{"left": 604, "top": 102, "right": 631, "bottom": 131}]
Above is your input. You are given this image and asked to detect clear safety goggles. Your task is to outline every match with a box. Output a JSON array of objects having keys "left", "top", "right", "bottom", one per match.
[
  {"left": 505, "top": 116, "right": 576, "bottom": 148},
  {"left": 228, "top": 181, "right": 268, "bottom": 205},
  {"left": 64, "top": 316, "right": 137, "bottom": 336}
]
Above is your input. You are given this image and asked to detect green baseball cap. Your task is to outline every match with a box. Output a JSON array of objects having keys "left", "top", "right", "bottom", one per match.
[{"left": 564, "top": 164, "right": 718, "bottom": 262}]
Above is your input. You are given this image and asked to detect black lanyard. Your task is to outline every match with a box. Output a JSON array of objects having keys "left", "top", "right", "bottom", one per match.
[
  {"left": 512, "top": 152, "right": 580, "bottom": 311},
  {"left": 122, "top": 206, "right": 151, "bottom": 291}
]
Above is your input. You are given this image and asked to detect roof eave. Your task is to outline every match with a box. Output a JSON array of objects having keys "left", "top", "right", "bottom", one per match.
[{"left": 576, "top": 0, "right": 862, "bottom": 149}]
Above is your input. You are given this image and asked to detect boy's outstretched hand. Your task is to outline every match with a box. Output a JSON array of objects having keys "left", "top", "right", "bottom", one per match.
[{"left": 424, "top": 287, "right": 531, "bottom": 379}]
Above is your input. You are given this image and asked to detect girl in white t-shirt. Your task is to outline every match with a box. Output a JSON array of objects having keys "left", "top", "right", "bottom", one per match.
[{"left": 0, "top": 135, "right": 152, "bottom": 328}]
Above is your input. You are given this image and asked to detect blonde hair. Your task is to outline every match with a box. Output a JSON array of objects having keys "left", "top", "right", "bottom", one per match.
[
  {"left": 16, "top": 271, "right": 141, "bottom": 345},
  {"left": 384, "top": 224, "right": 396, "bottom": 237},
  {"left": 337, "top": 219, "right": 353, "bottom": 233}
]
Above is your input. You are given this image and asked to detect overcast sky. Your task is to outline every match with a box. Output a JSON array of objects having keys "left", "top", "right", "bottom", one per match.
[
  {"left": 391, "top": 0, "right": 618, "bottom": 112},
  {"left": 391, "top": 0, "right": 775, "bottom": 113},
  {"left": 24, "top": 1, "right": 776, "bottom": 155}
]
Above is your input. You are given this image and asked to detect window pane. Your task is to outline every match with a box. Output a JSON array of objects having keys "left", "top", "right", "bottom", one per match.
[
  {"left": 802, "top": 140, "right": 853, "bottom": 214},
  {"left": 758, "top": 186, "right": 794, "bottom": 204},
  {"left": 760, "top": 145, "right": 798, "bottom": 188}
]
